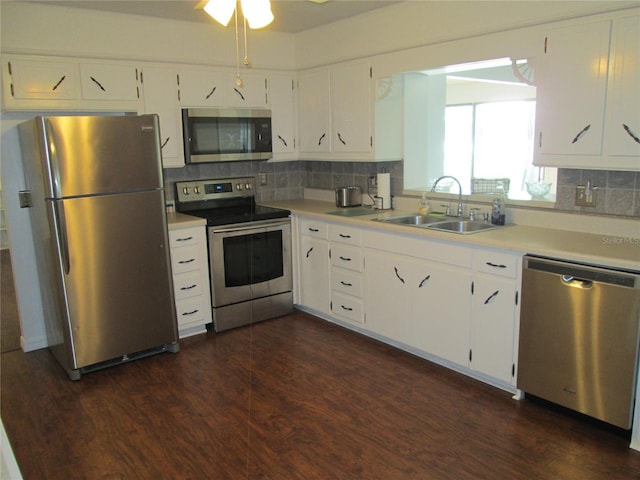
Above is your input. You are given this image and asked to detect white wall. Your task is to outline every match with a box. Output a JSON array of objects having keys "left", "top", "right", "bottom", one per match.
[
  {"left": 294, "top": 1, "right": 640, "bottom": 69},
  {"left": 0, "top": 2, "right": 296, "bottom": 70}
]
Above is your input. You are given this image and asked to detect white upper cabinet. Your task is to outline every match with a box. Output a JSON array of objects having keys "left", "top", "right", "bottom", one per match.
[
  {"left": 225, "top": 72, "right": 268, "bottom": 108},
  {"left": 2, "top": 55, "right": 140, "bottom": 111},
  {"left": 79, "top": 63, "right": 139, "bottom": 101},
  {"left": 269, "top": 73, "right": 298, "bottom": 159},
  {"left": 604, "top": 15, "right": 640, "bottom": 158},
  {"left": 534, "top": 14, "right": 640, "bottom": 170},
  {"left": 178, "top": 68, "right": 224, "bottom": 107},
  {"left": 331, "top": 61, "right": 372, "bottom": 155},
  {"left": 298, "top": 61, "right": 402, "bottom": 161},
  {"left": 298, "top": 68, "right": 331, "bottom": 154},
  {"left": 140, "top": 66, "right": 184, "bottom": 168}
]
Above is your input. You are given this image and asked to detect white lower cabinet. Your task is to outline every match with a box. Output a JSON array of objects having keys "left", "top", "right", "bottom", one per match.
[
  {"left": 363, "top": 233, "right": 472, "bottom": 368},
  {"left": 469, "top": 249, "right": 521, "bottom": 385},
  {"left": 329, "top": 224, "right": 364, "bottom": 325},
  {"left": 168, "top": 224, "right": 212, "bottom": 338},
  {"left": 293, "top": 215, "right": 522, "bottom": 391},
  {"left": 297, "top": 218, "right": 331, "bottom": 315}
]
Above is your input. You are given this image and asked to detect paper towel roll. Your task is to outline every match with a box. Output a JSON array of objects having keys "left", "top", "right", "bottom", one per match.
[{"left": 377, "top": 173, "right": 391, "bottom": 210}]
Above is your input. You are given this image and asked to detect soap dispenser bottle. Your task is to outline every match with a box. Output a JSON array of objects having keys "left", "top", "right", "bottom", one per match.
[
  {"left": 491, "top": 197, "right": 505, "bottom": 225},
  {"left": 418, "top": 193, "right": 430, "bottom": 215}
]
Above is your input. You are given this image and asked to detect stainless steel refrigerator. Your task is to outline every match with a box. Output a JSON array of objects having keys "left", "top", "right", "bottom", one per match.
[{"left": 18, "top": 115, "right": 179, "bottom": 380}]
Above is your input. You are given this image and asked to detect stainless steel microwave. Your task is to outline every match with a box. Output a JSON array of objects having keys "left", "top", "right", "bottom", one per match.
[{"left": 182, "top": 108, "right": 272, "bottom": 163}]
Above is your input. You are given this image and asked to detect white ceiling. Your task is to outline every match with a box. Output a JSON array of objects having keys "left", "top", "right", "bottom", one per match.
[{"left": 35, "top": 1, "right": 401, "bottom": 33}]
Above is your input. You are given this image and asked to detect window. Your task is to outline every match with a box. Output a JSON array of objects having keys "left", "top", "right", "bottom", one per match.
[{"left": 444, "top": 100, "right": 541, "bottom": 199}]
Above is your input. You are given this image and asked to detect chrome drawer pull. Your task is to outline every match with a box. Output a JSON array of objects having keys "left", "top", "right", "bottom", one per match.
[
  {"left": 486, "top": 262, "right": 507, "bottom": 269},
  {"left": 339, "top": 256, "right": 352, "bottom": 262},
  {"left": 178, "top": 259, "right": 195, "bottom": 264},
  {"left": 340, "top": 281, "right": 353, "bottom": 287},
  {"left": 341, "top": 305, "right": 353, "bottom": 311},
  {"left": 182, "top": 309, "right": 199, "bottom": 316},
  {"left": 180, "top": 284, "right": 197, "bottom": 291},
  {"left": 176, "top": 236, "right": 193, "bottom": 242}
]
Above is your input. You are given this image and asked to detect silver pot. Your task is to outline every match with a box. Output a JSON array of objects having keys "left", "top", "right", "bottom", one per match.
[{"left": 335, "top": 185, "right": 362, "bottom": 208}]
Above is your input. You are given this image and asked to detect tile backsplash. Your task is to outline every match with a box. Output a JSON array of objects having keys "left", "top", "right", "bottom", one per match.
[{"left": 164, "top": 162, "right": 638, "bottom": 219}]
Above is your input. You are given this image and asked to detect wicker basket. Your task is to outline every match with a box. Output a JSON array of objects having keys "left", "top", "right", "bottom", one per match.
[{"left": 471, "top": 178, "right": 510, "bottom": 195}]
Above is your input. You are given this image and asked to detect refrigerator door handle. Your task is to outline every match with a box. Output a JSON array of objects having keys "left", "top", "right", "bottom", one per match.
[{"left": 54, "top": 202, "right": 71, "bottom": 275}]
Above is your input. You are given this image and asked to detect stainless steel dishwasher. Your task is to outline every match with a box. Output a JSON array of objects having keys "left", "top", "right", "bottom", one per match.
[{"left": 518, "top": 255, "right": 640, "bottom": 429}]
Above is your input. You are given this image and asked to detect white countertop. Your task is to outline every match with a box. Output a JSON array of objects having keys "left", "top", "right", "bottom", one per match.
[
  {"left": 265, "top": 199, "right": 640, "bottom": 272},
  {"left": 166, "top": 212, "right": 206, "bottom": 229}
]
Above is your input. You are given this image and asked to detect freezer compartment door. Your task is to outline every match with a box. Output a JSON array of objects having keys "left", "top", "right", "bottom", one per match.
[
  {"left": 41, "top": 115, "right": 164, "bottom": 197},
  {"left": 59, "top": 190, "right": 177, "bottom": 368}
]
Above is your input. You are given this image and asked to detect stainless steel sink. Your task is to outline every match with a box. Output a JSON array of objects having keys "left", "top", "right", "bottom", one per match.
[
  {"left": 425, "top": 220, "right": 500, "bottom": 234},
  {"left": 375, "top": 214, "right": 448, "bottom": 225}
]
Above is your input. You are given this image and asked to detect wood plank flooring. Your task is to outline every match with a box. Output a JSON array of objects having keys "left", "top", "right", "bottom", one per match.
[{"left": 2, "top": 311, "right": 640, "bottom": 479}]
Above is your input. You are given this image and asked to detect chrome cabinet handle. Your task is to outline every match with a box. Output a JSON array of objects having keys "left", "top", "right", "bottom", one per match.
[
  {"left": 394, "top": 266, "right": 405, "bottom": 284},
  {"left": 571, "top": 124, "right": 591, "bottom": 144},
  {"left": 337, "top": 132, "right": 346, "bottom": 145},
  {"left": 277, "top": 135, "right": 288, "bottom": 147},
  {"left": 418, "top": 275, "right": 431, "bottom": 288},
  {"left": 160, "top": 137, "right": 170, "bottom": 149},
  {"left": 623, "top": 124, "right": 640, "bottom": 144},
  {"left": 318, "top": 133, "right": 326, "bottom": 146},
  {"left": 484, "top": 290, "right": 500, "bottom": 304},
  {"left": 90, "top": 76, "right": 106, "bottom": 92},
  {"left": 305, "top": 247, "right": 313, "bottom": 258}
]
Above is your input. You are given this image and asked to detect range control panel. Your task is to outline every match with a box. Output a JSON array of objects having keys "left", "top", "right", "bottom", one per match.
[{"left": 175, "top": 177, "right": 255, "bottom": 204}]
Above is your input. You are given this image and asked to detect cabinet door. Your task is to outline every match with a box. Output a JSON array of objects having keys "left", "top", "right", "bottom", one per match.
[
  {"left": 80, "top": 63, "right": 139, "bottom": 101},
  {"left": 298, "top": 69, "right": 331, "bottom": 153},
  {"left": 299, "top": 235, "right": 330, "bottom": 315},
  {"left": 179, "top": 68, "right": 225, "bottom": 107},
  {"left": 141, "top": 66, "right": 184, "bottom": 168},
  {"left": 604, "top": 15, "right": 640, "bottom": 158},
  {"left": 411, "top": 260, "right": 472, "bottom": 367},
  {"left": 470, "top": 275, "right": 517, "bottom": 383},
  {"left": 535, "top": 20, "right": 610, "bottom": 156},
  {"left": 331, "top": 62, "right": 371, "bottom": 154},
  {"left": 225, "top": 72, "right": 268, "bottom": 108},
  {"left": 269, "top": 73, "right": 297, "bottom": 157},
  {"left": 363, "top": 249, "right": 412, "bottom": 343},
  {"left": 7, "top": 58, "right": 79, "bottom": 100}
]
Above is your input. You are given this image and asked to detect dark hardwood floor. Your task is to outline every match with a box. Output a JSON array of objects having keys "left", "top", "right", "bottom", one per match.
[
  {"left": 1, "top": 249, "right": 21, "bottom": 353},
  {"left": 2, "top": 309, "right": 640, "bottom": 479}
]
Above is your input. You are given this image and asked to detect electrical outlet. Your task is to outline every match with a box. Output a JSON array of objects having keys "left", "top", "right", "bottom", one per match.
[
  {"left": 259, "top": 172, "right": 267, "bottom": 185},
  {"left": 575, "top": 185, "right": 596, "bottom": 207},
  {"left": 369, "top": 175, "right": 377, "bottom": 188}
]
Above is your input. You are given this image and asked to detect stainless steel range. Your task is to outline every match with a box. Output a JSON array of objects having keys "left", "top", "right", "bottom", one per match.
[{"left": 175, "top": 177, "right": 293, "bottom": 332}]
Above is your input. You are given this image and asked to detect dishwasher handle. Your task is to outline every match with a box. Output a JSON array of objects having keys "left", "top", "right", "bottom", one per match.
[
  {"left": 524, "top": 255, "right": 640, "bottom": 289},
  {"left": 561, "top": 275, "right": 593, "bottom": 289}
]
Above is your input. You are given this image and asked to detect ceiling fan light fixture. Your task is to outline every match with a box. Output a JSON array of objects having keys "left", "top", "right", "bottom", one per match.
[
  {"left": 240, "top": 0, "right": 274, "bottom": 29},
  {"left": 204, "top": 0, "right": 236, "bottom": 27}
]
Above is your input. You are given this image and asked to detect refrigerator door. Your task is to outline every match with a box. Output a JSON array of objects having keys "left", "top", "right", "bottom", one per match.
[
  {"left": 57, "top": 189, "right": 177, "bottom": 368},
  {"left": 40, "top": 115, "right": 163, "bottom": 198}
]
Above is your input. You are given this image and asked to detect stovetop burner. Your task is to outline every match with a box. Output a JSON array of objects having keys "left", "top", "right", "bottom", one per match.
[{"left": 174, "top": 177, "right": 290, "bottom": 226}]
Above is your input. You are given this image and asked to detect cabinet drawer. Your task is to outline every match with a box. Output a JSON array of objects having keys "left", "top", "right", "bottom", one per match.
[
  {"left": 331, "top": 292, "right": 364, "bottom": 324},
  {"left": 474, "top": 249, "right": 520, "bottom": 278},
  {"left": 169, "top": 228, "right": 201, "bottom": 248},
  {"left": 331, "top": 244, "right": 362, "bottom": 272},
  {"left": 300, "top": 218, "right": 328, "bottom": 239},
  {"left": 171, "top": 244, "right": 203, "bottom": 274},
  {"left": 331, "top": 269, "right": 363, "bottom": 297},
  {"left": 329, "top": 224, "right": 362, "bottom": 245},
  {"left": 173, "top": 270, "right": 205, "bottom": 300},
  {"left": 175, "top": 296, "right": 209, "bottom": 329}
]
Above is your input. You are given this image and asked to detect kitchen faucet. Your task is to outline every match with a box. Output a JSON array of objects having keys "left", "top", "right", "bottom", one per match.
[{"left": 431, "top": 176, "right": 463, "bottom": 217}]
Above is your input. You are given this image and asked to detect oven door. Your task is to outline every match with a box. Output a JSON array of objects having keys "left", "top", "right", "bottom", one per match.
[{"left": 208, "top": 219, "right": 292, "bottom": 307}]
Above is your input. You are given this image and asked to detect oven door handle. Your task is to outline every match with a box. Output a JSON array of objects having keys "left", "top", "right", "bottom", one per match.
[{"left": 210, "top": 219, "right": 290, "bottom": 234}]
